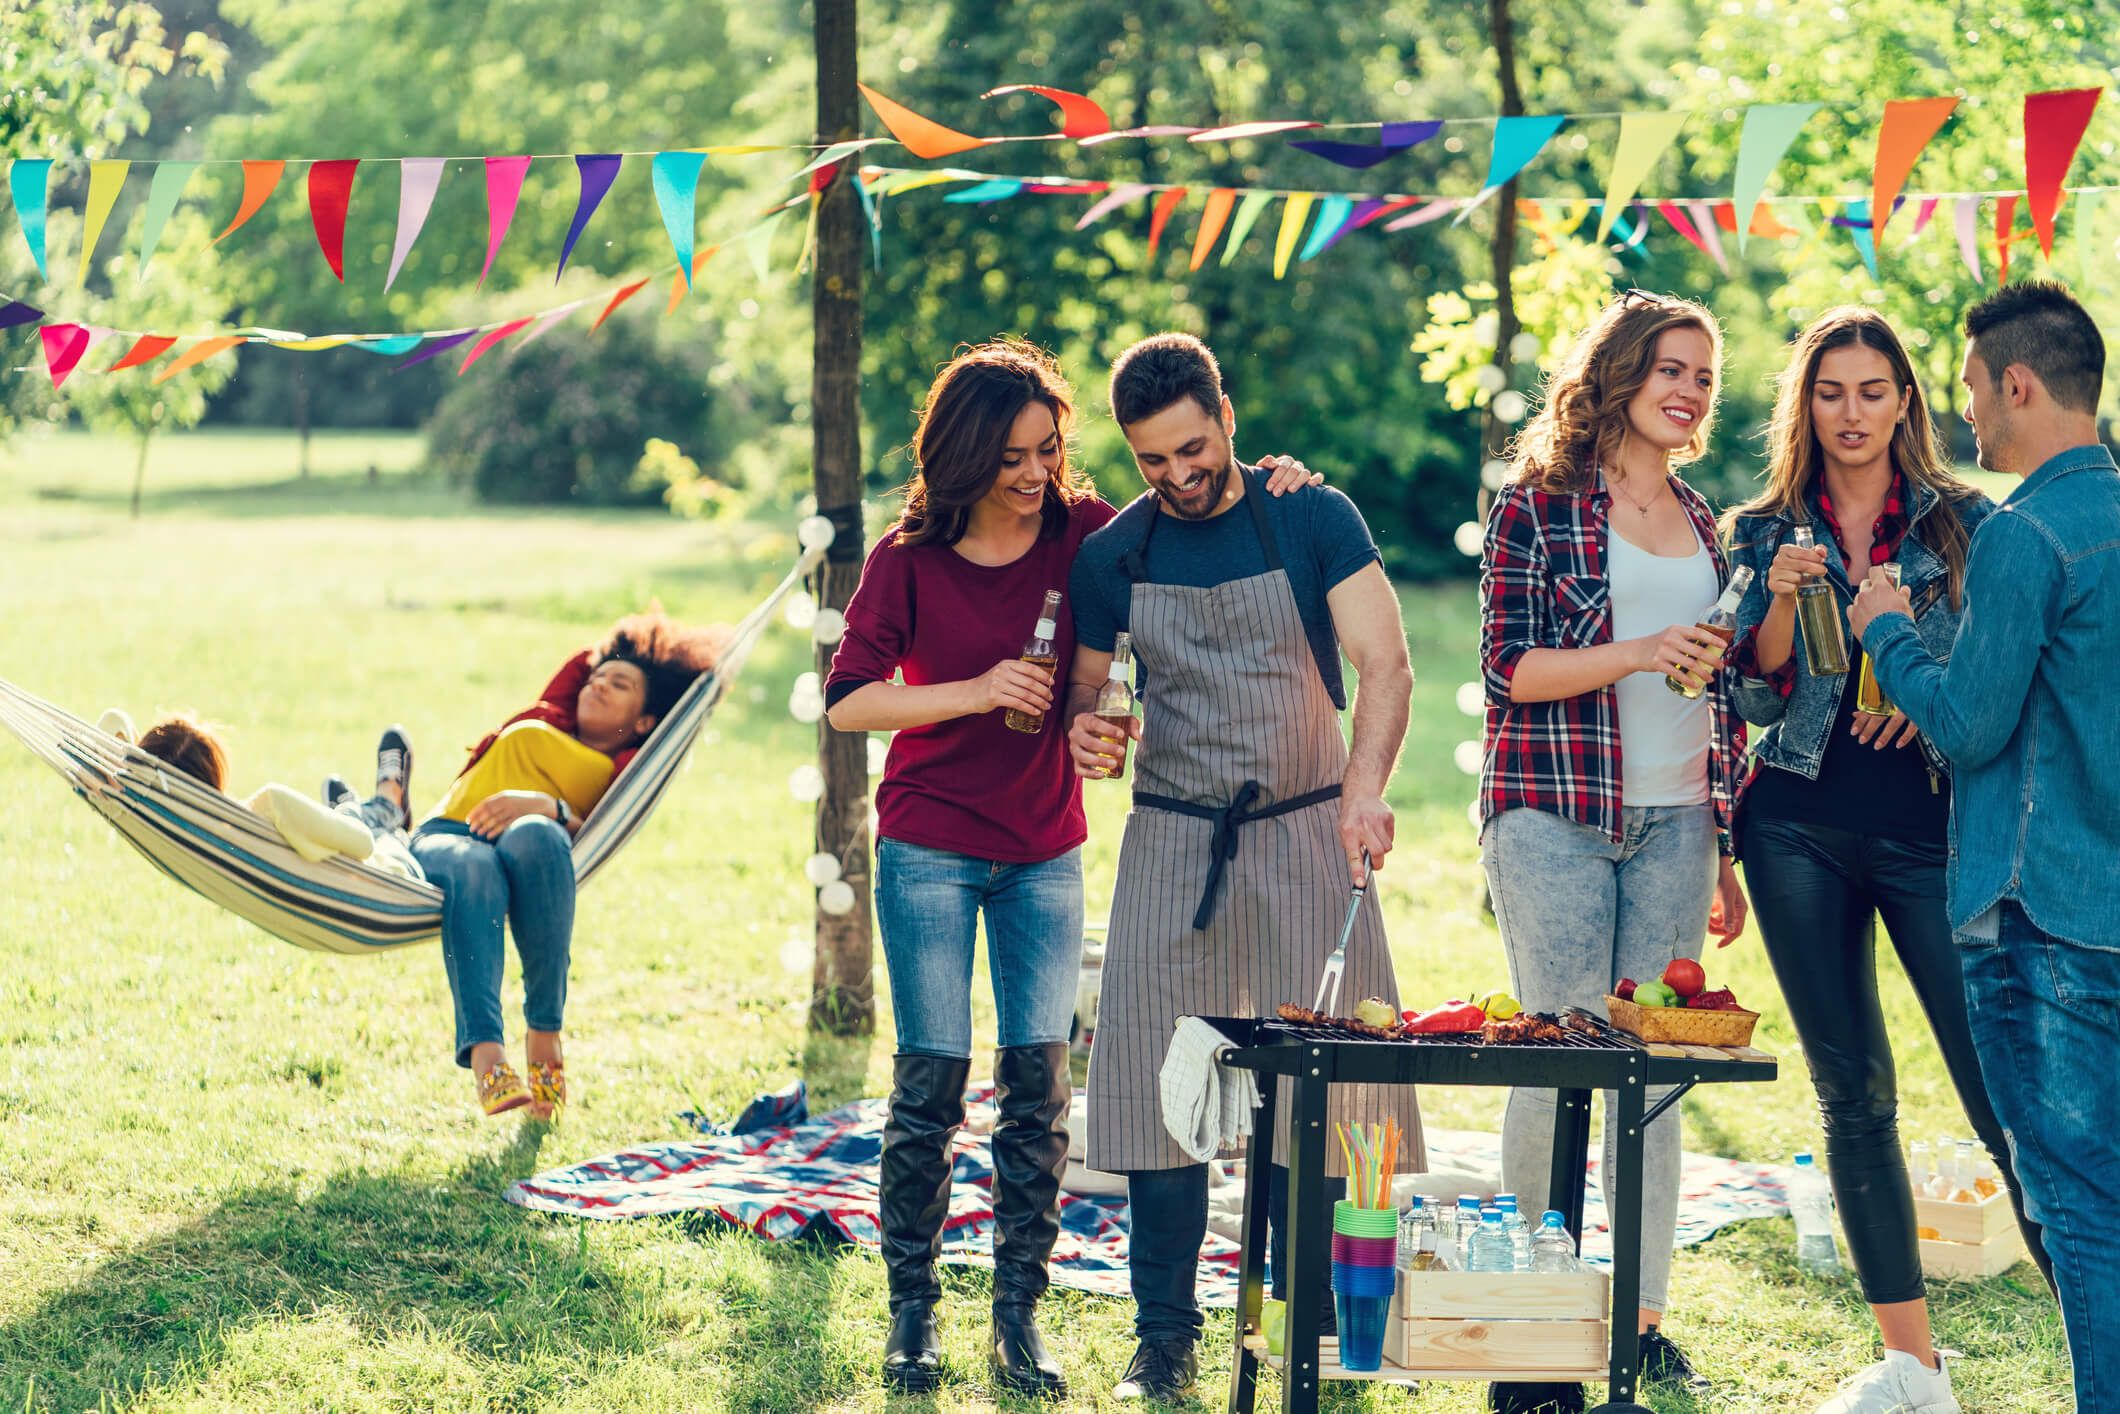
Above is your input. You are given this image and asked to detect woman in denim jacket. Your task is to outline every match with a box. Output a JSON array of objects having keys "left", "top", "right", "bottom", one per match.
[{"left": 1723, "top": 308, "right": 2049, "bottom": 1414}]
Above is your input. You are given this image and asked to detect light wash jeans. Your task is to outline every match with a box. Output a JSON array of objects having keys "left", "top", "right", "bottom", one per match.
[
  {"left": 874, "top": 837, "right": 1083, "bottom": 1059},
  {"left": 1481, "top": 803, "right": 1718, "bottom": 1315}
]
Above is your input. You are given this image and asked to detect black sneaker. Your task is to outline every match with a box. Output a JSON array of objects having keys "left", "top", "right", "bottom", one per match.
[
  {"left": 375, "top": 726, "right": 412, "bottom": 829},
  {"left": 1640, "top": 1326, "right": 1710, "bottom": 1392},
  {"left": 322, "top": 775, "right": 357, "bottom": 810},
  {"left": 1488, "top": 1381, "right": 1585, "bottom": 1414},
  {"left": 1112, "top": 1338, "right": 1196, "bottom": 1402}
]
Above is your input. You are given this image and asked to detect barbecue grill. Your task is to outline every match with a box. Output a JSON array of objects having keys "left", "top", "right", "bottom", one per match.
[{"left": 1195, "top": 1010, "right": 1778, "bottom": 1413}]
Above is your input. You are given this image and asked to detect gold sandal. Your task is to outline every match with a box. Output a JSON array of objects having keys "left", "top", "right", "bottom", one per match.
[
  {"left": 526, "top": 1060, "right": 567, "bottom": 1121},
  {"left": 477, "top": 1060, "right": 531, "bottom": 1116}
]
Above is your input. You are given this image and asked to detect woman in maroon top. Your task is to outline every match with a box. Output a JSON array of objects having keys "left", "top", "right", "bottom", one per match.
[{"left": 827, "top": 341, "right": 1310, "bottom": 1398}]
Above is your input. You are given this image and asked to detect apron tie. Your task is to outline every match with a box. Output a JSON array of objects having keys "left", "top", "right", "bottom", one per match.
[{"left": 1134, "top": 779, "right": 1344, "bottom": 929}]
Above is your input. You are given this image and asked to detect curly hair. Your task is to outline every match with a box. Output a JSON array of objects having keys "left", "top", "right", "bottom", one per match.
[
  {"left": 594, "top": 607, "right": 732, "bottom": 723},
  {"left": 139, "top": 711, "right": 230, "bottom": 792},
  {"left": 1508, "top": 291, "right": 1723, "bottom": 493},
  {"left": 898, "top": 338, "right": 1090, "bottom": 548}
]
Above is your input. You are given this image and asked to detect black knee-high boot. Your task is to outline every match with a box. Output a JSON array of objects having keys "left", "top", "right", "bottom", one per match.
[
  {"left": 880, "top": 1052, "right": 970, "bottom": 1392},
  {"left": 987, "top": 1043, "right": 1071, "bottom": 1399}
]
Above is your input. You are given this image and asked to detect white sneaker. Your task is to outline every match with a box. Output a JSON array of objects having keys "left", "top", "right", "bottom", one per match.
[{"left": 1814, "top": 1350, "right": 1960, "bottom": 1414}]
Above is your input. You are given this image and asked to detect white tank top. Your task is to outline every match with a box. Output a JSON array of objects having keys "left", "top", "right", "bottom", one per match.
[{"left": 1605, "top": 528, "right": 1716, "bottom": 807}]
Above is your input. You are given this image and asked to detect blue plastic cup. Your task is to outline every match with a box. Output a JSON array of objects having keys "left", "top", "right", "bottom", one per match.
[
  {"left": 1335, "top": 1290, "right": 1391, "bottom": 1371},
  {"left": 1329, "top": 1259, "right": 1397, "bottom": 1297}
]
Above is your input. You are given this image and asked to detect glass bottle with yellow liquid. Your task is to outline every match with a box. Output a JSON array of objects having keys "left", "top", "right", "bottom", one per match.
[
  {"left": 1792, "top": 522, "right": 1851, "bottom": 677},
  {"left": 1665, "top": 565, "right": 1755, "bottom": 699},
  {"left": 1004, "top": 589, "right": 1063, "bottom": 734},
  {"left": 1093, "top": 631, "right": 1136, "bottom": 779},
  {"left": 1854, "top": 561, "right": 1903, "bottom": 717}
]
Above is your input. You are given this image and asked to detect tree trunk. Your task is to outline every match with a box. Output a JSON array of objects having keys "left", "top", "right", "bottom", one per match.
[
  {"left": 808, "top": 0, "right": 875, "bottom": 1037},
  {"left": 129, "top": 432, "right": 152, "bottom": 519},
  {"left": 1481, "top": 0, "right": 1526, "bottom": 493},
  {"left": 293, "top": 359, "right": 313, "bottom": 477}
]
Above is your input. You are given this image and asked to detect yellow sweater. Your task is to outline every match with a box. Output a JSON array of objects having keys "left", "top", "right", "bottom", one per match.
[{"left": 428, "top": 720, "right": 616, "bottom": 826}]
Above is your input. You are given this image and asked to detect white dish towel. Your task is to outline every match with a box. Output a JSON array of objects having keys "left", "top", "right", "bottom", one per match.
[{"left": 1159, "top": 1017, "right": 1261, "bottom": 1162}]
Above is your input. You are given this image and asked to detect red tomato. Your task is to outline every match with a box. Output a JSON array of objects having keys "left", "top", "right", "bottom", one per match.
[{"left": 1662, "top": 958, "right": 1707, "bottom": 1000}]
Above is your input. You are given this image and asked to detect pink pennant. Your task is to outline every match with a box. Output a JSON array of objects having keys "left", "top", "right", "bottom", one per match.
[
  {"left": 458, "top": 317, "right": 534, "bottom": 374},
  {"left": 481, "top": 156, "right": 532, "bottom": 287},
  {"left": 39, "top": 324, "right": 92, "bottom": 389},
  {"left": 1683, "top": 200, "right": 1729, "bottom": 273},
  {"left": 1076, "top": 183, "right": 1153, "bottom": 229},
  {"left": 1188, "top": 120, "right": 1322, "bottom": 143},
  {"left": 1900, "top": 196, "right": 1940, "bottom": 249},
  {"left": 1654, "top": 201, "right": 1725, "bottom": 271},
  {"left": 1954, "top": 197, "right": 1983, "bottom": 284},
  {"left": 1383, "top": 198, "right": 1460, "bottom": 231},
  {"left": 1079, "top": 124, "right": 1203, "bottom": 147},
  {"left": 2024, "top": 88, "right": 2101, "bottom": 259}
]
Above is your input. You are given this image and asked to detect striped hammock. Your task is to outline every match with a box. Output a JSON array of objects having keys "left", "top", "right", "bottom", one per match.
[{"left": 0, "top": 545, "right": 823, "bottom": 956}]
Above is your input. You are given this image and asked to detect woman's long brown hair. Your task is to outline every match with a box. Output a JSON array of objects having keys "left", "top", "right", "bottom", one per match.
[
  {"left": 1723, "top": 306, "right": 1981, "bottom": 609},
  {"left": 1508, "top": 292, "right": 1723, "bottom": 493},
  {"left": 897, "top": 339, "right": 1089, "bottom": 548}
]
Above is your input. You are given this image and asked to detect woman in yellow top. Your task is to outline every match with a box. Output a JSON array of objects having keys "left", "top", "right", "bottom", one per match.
[{"left": 407, "top": 609, "right": 726, "bottom": 1119}]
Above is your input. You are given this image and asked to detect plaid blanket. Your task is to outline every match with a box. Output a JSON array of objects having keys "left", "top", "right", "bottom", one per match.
[{"left": 502, "top": 1084, "right": 1793, "bottom": 1306}]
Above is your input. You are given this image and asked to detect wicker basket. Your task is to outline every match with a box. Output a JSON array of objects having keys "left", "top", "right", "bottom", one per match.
[{"left": 1605, "top": 994, "right": 1759, "bottom": 1047}]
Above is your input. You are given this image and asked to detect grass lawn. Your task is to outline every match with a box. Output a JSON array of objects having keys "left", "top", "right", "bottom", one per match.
[{"left": 0, "top": 429, "right": 2064, "bottom": 1411}]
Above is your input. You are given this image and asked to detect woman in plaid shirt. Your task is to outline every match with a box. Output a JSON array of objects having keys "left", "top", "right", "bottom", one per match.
[{"left": 1476, "top": 291, "right": 1750, "bottom": 1413}]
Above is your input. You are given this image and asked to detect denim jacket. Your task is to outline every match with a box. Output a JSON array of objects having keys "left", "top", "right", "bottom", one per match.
[
  {"left": 1865, "top": 443, "right": 2120, "bottom": 950},
  {"left": 1726, "top": 480, "right": 1995, "bottom": 789}
]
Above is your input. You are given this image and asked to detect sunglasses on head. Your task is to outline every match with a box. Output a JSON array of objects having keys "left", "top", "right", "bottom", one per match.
[{"left": 1618, "top": 287, "right": 1674, "bottom": 310}]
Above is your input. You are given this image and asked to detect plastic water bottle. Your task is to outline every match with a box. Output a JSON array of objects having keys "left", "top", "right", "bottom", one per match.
[
  {"left": 1496, "top": 1193, "right": 1532, "bottom": 1271},
  {"left": 1455, "top": 1196, "right": 1483, "bottom": 1267},
  {"left": 1397, "top": 1198, "right": 1423, "bottom": 1271},
  {"left": 1790, "top": 1152, "right": 1840, "bottom": 1273},
  {"left": 1468, "top": 1209, "right": 1514, "bottom": 1272},
  {"left": 1530, "top": 1211, "right": 1578, "bottom": 1273}
]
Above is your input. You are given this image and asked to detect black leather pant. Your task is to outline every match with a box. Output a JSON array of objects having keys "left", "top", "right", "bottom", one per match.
[{"left": 1743, "top": 816, "right": 2052, "bottom": 1302}]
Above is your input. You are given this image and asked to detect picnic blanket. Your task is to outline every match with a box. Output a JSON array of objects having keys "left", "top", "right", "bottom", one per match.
[{"left": 502, "top": 1084, "right": 1795, "bottom": 1306}]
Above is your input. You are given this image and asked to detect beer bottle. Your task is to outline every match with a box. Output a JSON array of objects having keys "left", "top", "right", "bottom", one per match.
[
  {"left": 1855, "top": 561, "right": 1903, "bottom": 717},
  {"left": 1003, "top": 588, "right": 1063, "bottom": 734},
  {"left": 1093, "top": 631, "right": 1137, "bottom": 779},
  {"left": 1791, "top": 523, "right": 1851, "bottom": 677},
  {"left": 1666, "top": 565, "right": 1755, "bottom": 699}
]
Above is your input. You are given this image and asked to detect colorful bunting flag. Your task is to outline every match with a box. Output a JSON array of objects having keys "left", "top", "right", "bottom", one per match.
[
  {"left": 458, "top": 317, "right": 534, "bottom": 373},
  {"left": 745, "top": 212, "right": 779, "bottom": 282},
  {"left": 1147, "top": 187, "right": 1188, "bottom": 257},
  {"left": 651, "top": 151, "right": 709, "bottom": 280},
  {"left": 1384, "top": 198, "right": 1459, "bottom": 231},
  {"left": 1901, "top": 196, "right": 1941, "bottom": 249},
  {"left": 107, "top": 334, "right": 178, "bottom": 371},
  {"left": 269, "top": 336, "right": 356, "bottom": 351},
  {"left": 1190, "top": 120, "right": 1324, "bottom": 144},
  {"left": 216, "top": 160, "right": 285, "bottom": 244},
  {"left": 1732, "top": 104, "right": 1820, "bottom": 253},
  {"left": 1684, "top": 200, "right": 1728, "bottom": 272},
  {"left": 306, "top": 159, "right": 360, "bottom": 280},
  {"left": 393, "top": 329, "right": 478, "bottom": 371},
  {"left": 1076, "top": 183, "right": 1152, "bottom": 229},
  {"left": 1458, "top": 114, "right": 1567, "bottom": 222},
  {"left": 481, "top": 155, "right": 531, "bottom": 286},
  {"left": 1079, "top": 124, "right": 1204, "bottom": 147},
  {"left": 153, "top": 335, "right": 242, "bottom": 385},
  {"left": 1655, "top": 200, "right": 1727, "bottom": 273},
  {"left": 508, "top": 300, "right": 586, "bottom": 358},
  {"left": 666, "top": 265, "right": 691, "bottom": 314},
  {"left": 1298, "top": 194, "right": 1356, "bottom": 261},
  {"left": 1841, "top": 198, "right": 1880, "bottom": 279},
  {"left": 852, "top": 167, "right": 883, "bottom": 270},
  {"left": 10, "top": 159, "right": 51, "bottom": 280},
  {"left": 2024, "top": 87, "right": 2101, "bottom": 259},
  {"left": 1220, "top": 190, "right": 1275, "bottom": 265},
  {"left": 1190, "top": 188, "right": 1236, "bottom": 271},
  {"left": 137, "top": 161, "right": 198, "bottom": 277},
  {"left": 557, "top": 155, "right": 623, "bottom": 281},
  {"left": 980, "top": 85, "right": 1112, "bottom": 140},
  {"left": 386, "top": 158, "right": 445, "bottom": 291},
  {"left": 349, "top": 335, "right": 424, "bottom": 356},
  {"left": 856, "top": 83, "right": 992, "bottom": 159},
  {"left": 0, "top": 299, "right": 43, "bottom": 330},
  {"left": 1954, "top": 196, "right": 1983, "bottom": 284},
  {"left": 77, "top": 160, "right": 130, "bottom": 286},
  {"left": 1288, "top": 120, "right": 1442, "bottom": 169},
  {"left": 40, "top": 324, "right": 91, "bottom": 388},
  {"left": 943, "top": 178, "right": 1024, "bottom": 203},
  {"left": 1272, "top": 193, "right": 1314, "bottom": 279},
  {"left": 591, "top": 279, "right": 650, "bottom": 331},
  {"left": 1996, "top": 195, "right": 2019, "bottom": 285},
  {"left": 1597, "top": 112, "right": 1690, "bottom": 242},
  {"left": 1870, "top": 97, "right": 1958, "bottom": 245}
]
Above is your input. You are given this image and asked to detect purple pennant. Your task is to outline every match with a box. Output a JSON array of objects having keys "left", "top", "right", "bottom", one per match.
[
  {"left": 393, "top": 329, "right": 479, "bottom": 371},
  {"left": 556, "top": 155, "right": 623, "bottom": 281},
  {"left": 1288, "top": 120, "right": 1442, "bottom": 169},
  {"left": 0, "top": 299, "right": 44, "bottom": 330}
]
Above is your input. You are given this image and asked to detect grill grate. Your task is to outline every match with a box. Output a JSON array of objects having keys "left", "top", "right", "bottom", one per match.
[{"left": 1259, "top": 1018, "right": 1639, "bottom": 1052}]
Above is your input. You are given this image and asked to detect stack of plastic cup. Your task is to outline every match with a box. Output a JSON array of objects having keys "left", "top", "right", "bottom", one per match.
[{"left": 1330, "top": 1199, "right": 1398, "bottom": 1370}]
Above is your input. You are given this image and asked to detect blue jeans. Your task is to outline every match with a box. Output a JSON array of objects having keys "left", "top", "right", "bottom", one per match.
[
  {"left": 1482, "top": 803, "right": 1718, "bottom": 1315},
  {"left": 1961, "top": 904, "right": 2120, "bottom": 1412},
  {"left": 410, "top": 816, "right": 577, "bottom": 1068},
  {"left": 873, "top": 838, "right": 1082, "bottom": 1059}
]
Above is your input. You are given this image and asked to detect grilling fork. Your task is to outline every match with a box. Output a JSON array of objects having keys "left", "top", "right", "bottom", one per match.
[{"left": 1311, "top": 850, "right": 1372, "bottom": 1015}]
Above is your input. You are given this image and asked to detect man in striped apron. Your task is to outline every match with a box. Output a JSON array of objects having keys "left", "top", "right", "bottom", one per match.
[{"left": 1065, "top": 334, "right": 1423, "bottom": 1402}]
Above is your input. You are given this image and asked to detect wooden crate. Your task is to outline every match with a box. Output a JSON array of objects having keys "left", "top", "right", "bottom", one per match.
[
  {"left": 1916, "top": 1188, "right": 2024, "bottom": 1279},
  {"left": 1383, "top": 1269, "right": 1610, "bottom": 1377}
]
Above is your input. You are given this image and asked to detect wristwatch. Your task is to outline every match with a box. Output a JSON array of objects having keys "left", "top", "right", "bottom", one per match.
[{"left": 553, "top": 797, "right": 573, "bottom": 828}]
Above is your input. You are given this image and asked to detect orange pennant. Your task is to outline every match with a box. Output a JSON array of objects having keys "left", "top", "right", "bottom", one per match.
[
  {"left": 591, "top": 278, "right": 651, "bottom": 332},
  {"left": 215, "top": 161, "right": 285, "bottom": 243},
  {"left": 667, "top": 266, "right": 689, "bottom": 314},
  {"left": 1711, "top": 200, "right": 1799, "bottom": 240},
  {"left": 106, "top": 334, "right": 178, "bottom": 372},
  {"left": 1190, "top": 189, "right": 1237, "bottom": 272},
  {"left": 1147, "top": 187, "right": 1188, "bottom": 257},
  {"left": 1997, "top": 195, "right": 2020, "bottom": 286},
  {"left": 1871, "top": 97, "right": 1958, "bottom": 244},
  {"left": 153, "top": 336, "right": 243, "bottom": 385},
  {"left": 856, "top": 83, "right": 993, "bottom": 160}
]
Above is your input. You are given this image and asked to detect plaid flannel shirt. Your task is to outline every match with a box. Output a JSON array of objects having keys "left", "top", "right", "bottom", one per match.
[{"left": 1479, "top": 472, "right": 1746, "bottom": 854}]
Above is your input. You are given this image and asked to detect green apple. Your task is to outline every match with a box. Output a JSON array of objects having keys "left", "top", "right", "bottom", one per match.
[{"left": 1633, "top": 981, "right": 1677, "bottom": 1008}]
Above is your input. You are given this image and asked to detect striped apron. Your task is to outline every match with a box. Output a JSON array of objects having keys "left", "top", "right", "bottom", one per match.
[{"left": 1084, "top": 469, "right": 1424, "bottom": 1175}]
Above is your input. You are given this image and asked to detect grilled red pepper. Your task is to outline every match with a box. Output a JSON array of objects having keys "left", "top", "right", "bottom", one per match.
[{"left": 1400, "top": 1000, "right": 1487, "bottom": 1034}]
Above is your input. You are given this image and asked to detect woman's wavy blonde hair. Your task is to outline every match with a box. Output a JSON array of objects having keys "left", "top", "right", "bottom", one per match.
[
  {"left": 1508, "top": 290, "right": 1723, "bottom": 493},
  {"left": 1722, "top": 306, "right": 1981, "bottom": 610}
]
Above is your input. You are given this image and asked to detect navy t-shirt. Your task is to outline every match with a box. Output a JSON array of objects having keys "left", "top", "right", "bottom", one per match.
[{"left": 1069, "top": 475, "right": 1381, "bottom": 710}]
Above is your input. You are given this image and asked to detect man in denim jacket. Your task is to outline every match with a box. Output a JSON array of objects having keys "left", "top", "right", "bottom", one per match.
[{"left": 1851, "top": 279, "right": 2120, "bottom": 1413}]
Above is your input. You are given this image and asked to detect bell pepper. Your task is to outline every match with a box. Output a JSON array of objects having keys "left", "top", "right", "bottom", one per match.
[{"left": 1400, "top": 1000, "right": 1487, "bottom": 1034}]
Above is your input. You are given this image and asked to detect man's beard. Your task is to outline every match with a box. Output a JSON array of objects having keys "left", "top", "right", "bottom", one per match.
[
  {"left": 1152, "top": 454, "right": 1235, "bottom": 520},
  {"left": 1974, "top": 407, "right": 2009, "bottom": 473}
]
